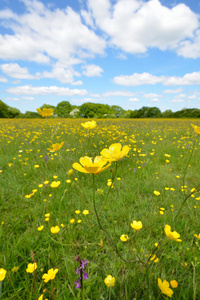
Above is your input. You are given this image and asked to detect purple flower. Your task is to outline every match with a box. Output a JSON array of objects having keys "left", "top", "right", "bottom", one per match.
[
  {"left": 74, "top": 257, "right": 89, "bottom": 289},
  {"left": 45, "top": 155, "right": 49, "bottom": 163},
  {"left": 74, "top": 278, "right": 81, "bottom": 289}
]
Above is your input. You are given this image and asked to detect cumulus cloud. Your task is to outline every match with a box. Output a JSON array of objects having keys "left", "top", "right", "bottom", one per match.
[
  {"left": 143, "top": 93, "right": 161, "bottom": 98},
  {"left": 170, "top": 98, "right": 185, "bottom": 103},
  {"left": 0, "top": 0, "right": 106, "bottom": 66},
  {"left": 188, "top": 95, "right": 197, "bottom": 99},
  {"left": 129, "top": 97, "right": 139, "bottom": 102},
  {"left": 103, "top": 90, "right": 135, "bottom": 97},
  {"left": 6, "top": 85, "right": 88, "bottom": 96},
  {"left": 87, "top": 0, "right": 199, "bottom": 55},
  {"left": 177, "top": 30, "right": 200, "bottom": 58},
  {"left": 113, "top": 72, "right": 164, "bottom": 86},
  {"left": 163, "top": 88, "right": 183, "bottom": 94},
  {"left": 150, "top": 98, "right": 159, "bottom": 102},
  {"left": 1, "top": 63, "right": 35, "bottom": 79},
  {"left": 40, "top": 62, "right": 82, "bottom": 85},
  {"left": 113, "top": 71, "right": 200, "bottom": 86},
  {"left": 82, "top": 64, "right": 103, "bottom": 77},
  {"left": 0, "top": 76, "right": 8, "bottom": 82},
  {"left": 164, "top": 72, "right": 200, "bottom": 86}
]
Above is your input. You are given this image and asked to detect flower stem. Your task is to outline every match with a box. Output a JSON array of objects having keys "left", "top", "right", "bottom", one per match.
[
  {"left": 98, "top": 161, "right": 118, "bottom": 217},
  {"left": 92, "top": 174, "right": 143, "bottom": 264}
]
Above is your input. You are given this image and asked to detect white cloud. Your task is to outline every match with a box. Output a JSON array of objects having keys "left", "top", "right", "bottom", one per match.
[
  {"left": 103, "top": 90, "right": 135, "bottom": 97},
  {"left": 114, "top": 71, "right": 200, "bottom": 86},
  {"left": 5, "top": 97, "right": 19, "bottom": 101},
  {"left": 174, "top": 93, "right": 186, "bottom": 98},
  {"left": 163, "top": 88, "right": 183, "bottom": 94},
  {"left": 41, "top": 62, "right": 82, "bottom": 85},
  {"left": 1, "top": 63, "right": 35, "bottom": 79},
  {"left": 188, "top": 95, "right": 197, "bottom": 99},
  {"left": 22, "top": 96, "right": 34, "bottom": 100},
  {"left": 143, "top": 93, "right": 161, "bottom": 98},
  {"left": 164, "top": 72, "right": 200, "bottom": 86},
  {"left": 82, "top": 64, "right": 103, "bottom": 77},
  {"left": 87, "top": 0, "right": 199, "bottom": 55},
  {"left": 0, "top": 1, "right": 106, "bottom": 65},
  {"left": 129, "top": 97, "right": 139, "bottom": 102},
  {"left": 170, "top": 98, "right": 185, "bottom": 103},
  {"left": 0, "top": 76, "right": 8, "bottom": 82},
  {"left": 150, "top": 97, "right": 159, "bottom": 102},
  {"left": 177, "top": 30, "right": 200, "bottom": 58},
  {"left": 113, "top": 72, "right": 164, "bottom": 86},
  {"left": 6, "top": 85, "right": 88, "bottom": 96}
]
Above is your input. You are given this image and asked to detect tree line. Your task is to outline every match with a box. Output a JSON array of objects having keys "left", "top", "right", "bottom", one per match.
[{"left": 0, "top": 99, "right": 200, "bottom": 118}]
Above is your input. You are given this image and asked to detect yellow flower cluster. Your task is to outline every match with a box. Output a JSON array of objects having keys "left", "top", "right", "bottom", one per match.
[
  {"left": 104, "top": 274, "right": 115, "bottom": 287},
  {"left": 164, "top": 225, "right": 182, "bottom": 242},
  {"left": 73, "top": 143, "right": 130, "bottom": 175},
  {"left": 37, "top": 108, "right": 54, "bottom": 117},
  {"left": 158, "top": 278, "right": 178, "bottom": 297}
]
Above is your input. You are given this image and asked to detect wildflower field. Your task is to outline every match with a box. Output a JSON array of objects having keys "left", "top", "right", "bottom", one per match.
[{"left": 0, "top": 116, "right": 200, "bottom": 299}]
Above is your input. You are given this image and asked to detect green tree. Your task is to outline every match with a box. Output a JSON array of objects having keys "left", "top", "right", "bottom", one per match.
[
  {"left": 7, "top": 106, "right": 21, "bottom": 118},
  {"left": 161, "top": 110, "right": 173, "bottom": 118},
  {"left": 79, "top": 102, "right": 114, "bottom": 118},
  {"left": 55, "top": 101, "right": 72, "bottom": 117},
  {"left": 0, "top": 100, "right": 9, "bottom": 118},
  {"left": 24, "top": 111, "right": 42, "bottom": 118},
  {"left": 146, "top": 107, "right": 161, "bottom": 118},
  {"left": 111, "top": 105, "right": 124, "bottom": 118},
  {"left": 39, "top": 104, "right": 56, "bottom": 116}
]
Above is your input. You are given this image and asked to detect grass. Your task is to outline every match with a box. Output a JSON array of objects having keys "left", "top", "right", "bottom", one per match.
[{"left": 0, "top": 118, "right": 200, "bottom": 299}]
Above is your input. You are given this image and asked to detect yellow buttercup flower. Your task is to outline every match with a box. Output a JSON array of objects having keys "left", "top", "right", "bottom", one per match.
[
  {"left": 81, "top": 120, "right": 97, "bottom": 129},
  {"left": 47, "top": 142, "right": 64, "bottom": 152},
  {"left": 120, "top": 234, "right": 129, "bottom": 242},
  {"left": 170, "top": 280, "right": 178, "bottom": 288},
  {"left": 130, "top": 220, "right": 143, "bottom": 230},
  {"left": 0, "top": 268, "right": 6, "bottom": 281},
  {"left": 73, "top": 156, "right": 111, "bottom": 175},
  {"left": 100, "top": 143, "right": 130, "bottom": 162},
  {"left": 194, "top": 233, "right": 200, "bottom": 240},
  {"left": 36, "top": 108, "right": 54, "bottom": 117},
  {"left": 50, "top": 181, "right": 61, "bottom": 188},
  {"left": 191, "top": 123, "right": 200, "bottom": 134},
  {"left": 164, "top": 225, "right": 182, "bottom": 242},
  {"left": 42, "top": 268, "right": 58, "bottom": 283},
  {"left": 158, "top": 278, "right": 173, "bottom": 297},
  {"left": 104, "top": 275, "right": 115, "bottom": 287},
  {"left": 153, "top": 190, "right": 160, "bottom": 196},
  {"left": 50, "top": 226, "right": 60, "bottom": 234},
  {"left": 26, "top": 263, "right": 37, "bottom": 273},
  {"left": 37, "top": 225, "right": 44, "bottom": 231},
  {"left": 67, "top": 169, "right": 74, "bottom": 176}
]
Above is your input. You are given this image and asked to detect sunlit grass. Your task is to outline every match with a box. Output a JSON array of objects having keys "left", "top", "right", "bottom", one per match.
[{"left": 0, "top": 118, "right": 200, "bottom": 299}]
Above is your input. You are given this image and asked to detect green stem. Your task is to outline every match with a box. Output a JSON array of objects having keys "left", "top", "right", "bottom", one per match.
[
  {"left": 182, "top": 137, "right": 198, "bottom": 198},
  {"left": 108, "top": 288, "right": 111, "bottom": 300},
  {"left": 192, "top": 262, "right": 197, "bottom": 300},
  {"left": 174, "top": 136, "right": 199, "bottom": 223},
  {"left": 92, "top": 174, "right": 143, "bottom": 264},
  {"left": 0, "top": 281, "right": 2, "bottom": 299},
  {"left": 174, "top": 183, "right": 200, "bottom": 223},
  {"left": 98, "top": 161, "right": 118, "bottom": 217}
]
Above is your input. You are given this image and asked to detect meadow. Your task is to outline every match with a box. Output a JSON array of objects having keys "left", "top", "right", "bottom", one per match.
[{"left": 0, "top": 116, "right": 200, "bottom": 300}]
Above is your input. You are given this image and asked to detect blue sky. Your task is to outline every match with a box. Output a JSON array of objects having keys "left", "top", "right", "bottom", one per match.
[{"left": 0, "top": 0, "right": 200, "bottom": 113}]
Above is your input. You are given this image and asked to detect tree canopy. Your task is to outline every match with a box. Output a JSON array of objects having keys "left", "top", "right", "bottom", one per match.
[{"left": 0, "top": 99, "right": 200, "bottom": 119}]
